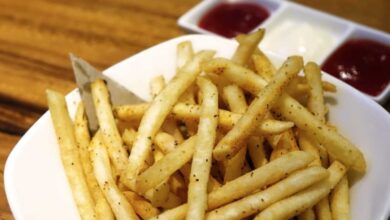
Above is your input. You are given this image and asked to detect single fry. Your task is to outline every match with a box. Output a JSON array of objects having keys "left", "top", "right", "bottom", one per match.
[
  {"left": 213, "top": 56, "right": 303, "bottom": 161},
  {"left": 90, "top": 131, "right": 139, "bottom": 220},
  {"left": 122, "top": 128, "right": 137, "bottom": 151},
  {"left": 149, "top": 75, "right": 166, "bottom": 99},
  {"left": 315, "top": 197, "right": 333, "bottom": 220},
  {"left": 75, "top": 104, "right": 114, "bottom": 220},
  {"left": 123, "top": 50, "right": 215, "bottom": 189},
  {"left": 91, "top": 79, "right": 128, "bottom": 177},
  {"left": 123, "top": 191, "right": 160, "bottom": 219},
  {"left": 176, "top": 41, "right": 194, "bottom": 70},
  {"left": 232, "top": 29, "right": 265, "bottom": 65},
  {"left": 114, "top": 103, "right": 293, "bottom": 135},
  {"left": 187, "top": 77, "right": 219, "bottom": 220},
  {"left": 206, "top": 166, "right": 328, "bottom": 220},
  {"left": 274, "top": 94, "right": 366, "bottom": 172},
  {"left": 223, "top": 84, "right": 248, "bottom": 182},
  {"left": 47, "top": 90, "right": 96, "bottom": 220},
  {"left": 305, "top": 62, "right": 326, "bottom": 122},
  {"left": 248, "top": 136, "right": 268, "bottom": 168},
  {"left": 330, "top": 175, "right": 350, "bottom": 220},
  {"left": 252, "top": 51, "right": 276, "bottom": 81},
  {"left": 254, "top": 161, "right": 347, "bottom": 220},
  {"left": 136, "top": 136, "right": 197, "bottom": 193}
]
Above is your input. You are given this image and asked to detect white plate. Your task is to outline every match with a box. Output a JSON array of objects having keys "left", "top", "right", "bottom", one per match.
[{"left": 5, "top": 35, "right": 390, "bottom": 220}]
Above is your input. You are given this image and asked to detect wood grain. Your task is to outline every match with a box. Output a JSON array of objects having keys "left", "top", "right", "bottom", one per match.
[{"left": 0, "top": 0, "right": 388, "bottom": 219}]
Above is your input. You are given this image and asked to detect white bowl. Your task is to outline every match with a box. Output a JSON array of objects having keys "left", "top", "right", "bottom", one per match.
[{"left": 4, "top": 35, "right": 390, "bottom": 220}]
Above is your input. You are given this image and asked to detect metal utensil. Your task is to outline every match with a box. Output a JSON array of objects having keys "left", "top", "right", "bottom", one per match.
[{"left": 70, "top": 54, "right": 144, "bottom": 132}]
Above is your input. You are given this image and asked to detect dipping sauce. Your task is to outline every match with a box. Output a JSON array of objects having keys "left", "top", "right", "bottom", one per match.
[
  {"left": 260, "top": 19, "right": 338, "bottom": 63},
  {"left": 198, "top": 2, "right": 269, "bottom": 38},
  {"left": 322, "top": 39, "right": 390, "bottom": 96}
]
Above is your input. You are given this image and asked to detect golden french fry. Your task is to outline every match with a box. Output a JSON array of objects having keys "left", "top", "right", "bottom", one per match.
[
  {"left": 149, "top": 75, "right": 166, "bottom": 99},
  {"left": 254, "top": 161, "right": 347, "bottom": 220},
  {"left": 122, "top": 128, "right": 137, "bottom": 151},
  {"left": 47, "top": 90, "right": 96, "bottom": 220},
  {"left": 247, "top": 136, "right": 268, "bottom": 168},
  {"left": 252, "top": 51, "right": 276, "bottom": 80},
  {"left": 299, "top": 131, "right": 322, "bottom": 166},
  {"left": 270, "top": 129, "right": 299, "bottom": 161},
  {"left": 91, "top": 79, "right": 128, "bottom": 177},
  {"left": 213, "top": 56, "right": 303, "bottom": 161},
  {"left": 232, "top": 29, "right": 265, "bottom": 65},
  {"left": 144, "top": 179, "right": 171, "bottom": 208},
  {"left": 187, "top": 77, "right": 219, "bottom": 220},
  {"left": 123, "top": 50, "right": 215, "bottom": 189},
  {"left": 304, "top": 62, "right": 326, "bottom": 122},
  {"left": 151, "top": 151, "right": 314, "bottom": 220},
  {"left": 274, "top": 94, "right": 366, "bottom": 172},
  {"left": 176, "top": 41, "right": 194, "bottom": 70},
  {"left": 206, "top": 166, "right": 328, "bottom": 220},
  {"left": 74, "top": 104, "right": 114, "bottom": 220},
  {"left": 330, "top": 175, "right": 350, "bottom": 220},
  {"left": 223, "top": 84, "right": 249, "bottom": 182},
  {"left": 203, "top": 58, "right": 268, "bottom": 94},
  {"left": 204, "top": 58, "right": 365, "bottom": 172},
  {"left": 298, "top": 209, "right": 316, "bottom": 220},
  {"left": 136, "top": 136, "right": 197, "bottom": 193},
  {"left": 161, "top": 118, "right": 185, "bottom": 144},
  {"left": 90, "top": 131, "right": 139, "bottom": 220},
  {"left": 123, "top": 191, "right": 160, "bottom": 219},
  {"left": 315, "top": 197, "right": 333, "bottom": 220},
  {"left": 115, "top": 103, "right": 293, "bottom": 135}
]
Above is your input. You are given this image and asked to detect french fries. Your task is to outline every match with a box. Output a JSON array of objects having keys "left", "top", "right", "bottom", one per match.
[
  {"left": 123, "top": 50, "right": 215, "bottom": 190},
  {"left": 47, "top": 90, "right": 97, "bottom": 220},
  {"left": 90, "top": 131, "right": 139, "bottom": 220},
  {"left": 49, "top": 32, "right": 367, "bottom": 219},
  {"left": 186, "top": 77, "right": 219, "bottom": 220}
]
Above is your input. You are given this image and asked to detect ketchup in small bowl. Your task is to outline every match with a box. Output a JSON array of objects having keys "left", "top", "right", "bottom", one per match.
[
  {"left": 198, "top": 2, "right": 269, "bottom": 38},
  {"left": 322, "top": 39, "right": 390, "bottom": 97}
]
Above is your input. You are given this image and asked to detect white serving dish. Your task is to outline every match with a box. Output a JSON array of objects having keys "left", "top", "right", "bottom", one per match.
[
  {"left": 5, "top": 35, "right": 390, "bottom": 220},
  {"left": 178, "top": 0, "right": 390, "bottom": 103}
]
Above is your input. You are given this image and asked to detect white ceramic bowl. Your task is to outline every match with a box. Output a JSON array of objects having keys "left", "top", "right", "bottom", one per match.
[{"left": 5, "top": 35, "right": 390, "bottom": 220}]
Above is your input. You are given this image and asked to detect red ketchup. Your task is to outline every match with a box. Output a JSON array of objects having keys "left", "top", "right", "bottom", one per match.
[
  {"left": 198, "top": 2, "right": 269, "bottom": 38},
  {"left": 322, "top": 39, "right": 390, "bottom": 96}
]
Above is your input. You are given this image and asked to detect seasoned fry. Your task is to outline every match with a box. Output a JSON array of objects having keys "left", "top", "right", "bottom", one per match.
[
  {"left": 247, "top": 136, "right": 268, "bottom": 168},
  {"left": 115, "top": 103, "right": 293, "bottom": 135},
  {"left": 143, "top": 179, "right": 171, "bottom": 208},
  {"left": 75, "top": 104, "right": 114, "bottom": 220},
  {"left": 330, "top": 176, "right": 350, "bottom": 220},
  {"left": 186, "top": 77, "right": 219, "bottom": 220},
  {"left": 47, "top": 90, "right": 96, "bottom": 220},
  {"left": 122, "top": 128, "right": 137, "bottom": 151},
  {"left": 274, "top": 94, "right": 366, "bottom": 172},
  {"left": 304, "top": 62, "right": 326, "bottom": 122},
  {"left": 136, "top": 136, "right": 197, "bottom": 193},
  {"left": 252, "top": 51, "right": 276, "bottom": 80},
  {"left": 90, "top": 131, "right": 139, "bottom": 220},
  {"left": 206, "top": 166, "right": 328, "bottom": 220},
  {"left": 149, "top": 75, "right": 166, "bottom": 99},
  {"left": 223, "top": 84, "right": 248, "bottom": 182},
  {"left": 213, "top": 56, "right": 303, "bottom": 161},
  {"left": 123, "top": 50, "right": 215, "bottom": 189},
  {"left": 151, "top": 151, "right": 314, "bottom": 220},
  {"left": 123, "top": 191, "right": 160, "bottom": 219},
  {"left": 255, "top": 161, "right": 347, "bottom": 220},
  {"left": 91, "top": 79, "right": 128, "bottom": 177},
  {"left": 232, "top": 29, "right": 265, "bottom": 65},
  {"left": 270, "top": 129, "right": 299, "bottom": 160}
]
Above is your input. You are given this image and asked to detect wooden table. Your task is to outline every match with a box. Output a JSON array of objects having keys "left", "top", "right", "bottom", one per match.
[{"left": 0, "top": 0, "right": 388, "bottom": 218}]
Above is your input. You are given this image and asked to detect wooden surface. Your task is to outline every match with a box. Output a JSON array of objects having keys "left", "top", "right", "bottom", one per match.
[{"left": 0, "top": 0, "right": 388, "bottom": 219}]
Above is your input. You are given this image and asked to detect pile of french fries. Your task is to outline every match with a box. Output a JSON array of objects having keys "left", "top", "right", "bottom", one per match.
[{"left": 47, "top": 29, "right": 366, "bottom": 220}]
